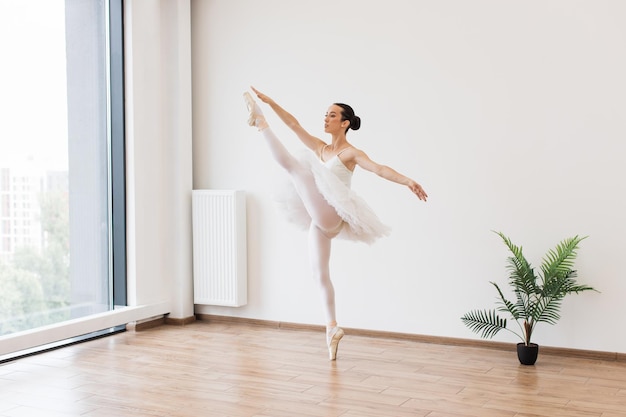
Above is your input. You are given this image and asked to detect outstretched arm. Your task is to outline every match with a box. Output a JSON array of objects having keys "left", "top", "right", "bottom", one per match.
[
  {"left": 251, "top": 87, "right": 325, "bottom": 154},
  {"left": 353, "top": 149, "right": 428, "bottom": 202}
]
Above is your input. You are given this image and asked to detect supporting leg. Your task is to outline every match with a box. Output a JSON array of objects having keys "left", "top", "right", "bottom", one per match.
[
  {"left": 308, "top": 224, "right": 336, "bottom": 325},
  {"left": 308, "top": 224, "right": 344, "bottom": 360}
]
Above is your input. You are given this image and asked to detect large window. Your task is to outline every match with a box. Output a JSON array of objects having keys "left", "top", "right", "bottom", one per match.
[{"left": 0, "top": 0, "right": 125, "bottom": 339}]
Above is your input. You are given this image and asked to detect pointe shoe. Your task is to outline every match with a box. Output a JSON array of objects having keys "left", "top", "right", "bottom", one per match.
[
  {"left": 327, "top": 327, "right": 345, "bottom": 361},
  {"left": 243, "top": 91, "right": 268, "bottom": 130}
]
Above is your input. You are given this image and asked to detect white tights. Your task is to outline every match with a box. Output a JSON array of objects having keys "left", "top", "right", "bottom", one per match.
[{"left": 260, "top": 127, "right": 342, "bottom": 326}]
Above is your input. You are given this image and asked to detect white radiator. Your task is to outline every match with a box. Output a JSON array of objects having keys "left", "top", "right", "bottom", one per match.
[{"left": 192, "top": 190, "right": 247, "bottom": 307}]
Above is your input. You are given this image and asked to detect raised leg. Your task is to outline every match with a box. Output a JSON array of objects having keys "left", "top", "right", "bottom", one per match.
[
  {"left": 260, "top": 128, "right": 343, "bottom": 233},
  {"left": 245, "top": 93, "right": 343, "bottom": 234}
]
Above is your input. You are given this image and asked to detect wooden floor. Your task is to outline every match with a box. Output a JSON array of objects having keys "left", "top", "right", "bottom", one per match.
[{"left": 1, "top": 321, "right": 626, "bottom": 417}]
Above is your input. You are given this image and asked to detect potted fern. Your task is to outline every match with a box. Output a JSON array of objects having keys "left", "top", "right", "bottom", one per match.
[{"left": 461, "top": 231, "right": 597, "bottom": 365}]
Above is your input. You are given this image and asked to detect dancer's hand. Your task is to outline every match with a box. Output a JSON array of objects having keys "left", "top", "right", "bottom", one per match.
[
  {"left": 408, "top": 180, "right": 428, "bottom": 202},
  {"left": 250, "top": 86, "right": 273, "bottom": 105}
]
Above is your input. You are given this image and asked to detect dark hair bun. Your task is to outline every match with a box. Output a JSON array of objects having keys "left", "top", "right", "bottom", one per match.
[
  {"left": 334, "top": 102, "right": 361, "bottom": 133},
  {"left": 350, "top": 116, "right": 361, "bottom": 131}
]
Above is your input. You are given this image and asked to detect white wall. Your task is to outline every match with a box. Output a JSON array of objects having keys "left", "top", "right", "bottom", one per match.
[{"left": 189, "top": 0, "right": 626, "bottom": 353}]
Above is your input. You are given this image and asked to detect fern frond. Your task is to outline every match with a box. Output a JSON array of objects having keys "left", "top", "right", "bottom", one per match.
[
  {"left": 540, "top": 236, "right": 587, "bottom": 282},
  {"left": 494, "top": 231, "right": 539, "bottom": 297},
  {"left": 491, "top": 281, "right": 521, "bottom": 319},
  {"left": 536, "top": 270, "right": 597, "bottom": 324},
  {"left": 497, "top": 233, "right": 533, "bottom": 280},
  {"left": 532, "top": 296, "right": 563, "bottom": 324},
  {"left": 461, "top": 309, "right": 507, "bottom": 339},
  {"left": 559, "top": 271, "right": 597, "bottom": 295}
]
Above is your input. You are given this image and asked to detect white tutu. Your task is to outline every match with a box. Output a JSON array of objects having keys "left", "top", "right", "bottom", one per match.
[{"left": 273, "top": 151, "right": 391, "bottom": 244}]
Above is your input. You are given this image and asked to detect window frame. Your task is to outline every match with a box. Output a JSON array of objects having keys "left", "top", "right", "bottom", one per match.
[
  {"left": 110, "top": 0, "right": 126, "bottom": 308},
  {"left": 0, "top": 0, "right": 127, "bottom": 363}
]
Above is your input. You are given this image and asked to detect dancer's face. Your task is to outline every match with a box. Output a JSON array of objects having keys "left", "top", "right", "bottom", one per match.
[{"left": 324, "top": 105, "right": 348, "bottom": 134}]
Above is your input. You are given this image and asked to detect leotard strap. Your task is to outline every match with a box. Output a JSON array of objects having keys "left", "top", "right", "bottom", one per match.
[{"left": 320, "top": 145, "right": 352, "bottom": 162}]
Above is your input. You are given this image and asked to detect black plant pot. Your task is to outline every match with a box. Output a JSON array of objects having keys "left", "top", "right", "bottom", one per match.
[{"left": 517, "top": 342, "right": 539, "bottom": 365}]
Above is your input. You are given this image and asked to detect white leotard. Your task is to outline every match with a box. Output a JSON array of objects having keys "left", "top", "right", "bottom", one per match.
[{"left": 274, "top": 148, "right": 391, "bottom": 244}]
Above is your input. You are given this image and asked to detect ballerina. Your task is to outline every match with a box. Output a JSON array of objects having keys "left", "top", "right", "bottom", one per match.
[{"left": 244, "top": 87, "right": 427, "bottom": 360}]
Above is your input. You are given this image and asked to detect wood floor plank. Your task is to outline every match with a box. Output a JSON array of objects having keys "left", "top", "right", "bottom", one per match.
[{"left": 1, "top": 321, "right": 625, "bottom": 417}]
